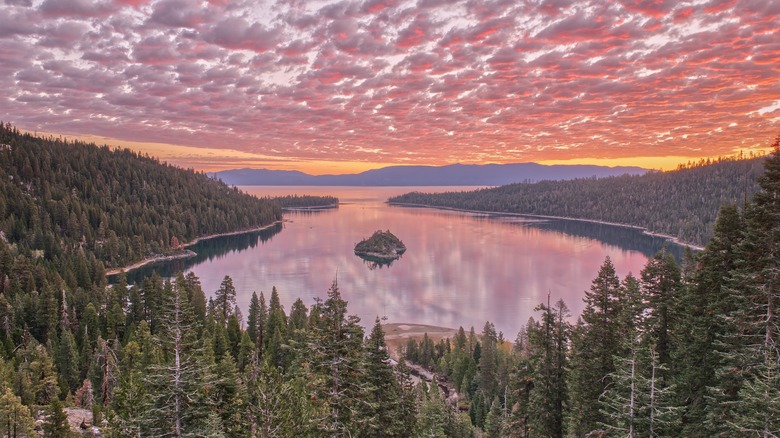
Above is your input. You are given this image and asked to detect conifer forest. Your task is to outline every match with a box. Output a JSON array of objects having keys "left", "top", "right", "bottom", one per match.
[{"left": 0, "top": 125, "right": 779, "bottom": 437}]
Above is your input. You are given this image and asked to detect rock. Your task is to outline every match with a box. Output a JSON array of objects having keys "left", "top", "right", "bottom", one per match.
[{"left": 354, "top": 230, "right": 406, "bottom": 261}]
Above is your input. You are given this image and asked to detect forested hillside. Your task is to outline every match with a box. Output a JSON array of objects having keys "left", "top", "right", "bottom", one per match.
[
  {"left": 0, "top": 129, "right": 777, "bottom": 437},
  {"left": 390, "top": 155, "right": 764, "bottom": 247},
  {"left": 0, "top": 123, "right": 281, "bottom": 275}
]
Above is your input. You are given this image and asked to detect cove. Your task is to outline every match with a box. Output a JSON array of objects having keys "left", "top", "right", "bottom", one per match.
[{"left": 114, "top": 186, "right": 687, "bottom": 336}]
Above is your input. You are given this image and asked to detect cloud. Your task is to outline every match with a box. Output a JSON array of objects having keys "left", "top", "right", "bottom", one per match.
[
  {"left": 204, "top": 16, "right": 280, "bottom": 52},
  {"left": 40, "top": 0, "right": 117, "bottom": 18},
  {"left": 0, "top": 0, "right": 777, "bottom": 168}
]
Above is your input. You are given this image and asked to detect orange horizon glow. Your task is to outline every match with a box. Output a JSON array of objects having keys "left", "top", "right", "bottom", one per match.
[
  {"left": 2, "top": 0, "right": 777, "bottom": 173},
  {"left": 39, "top": 130, "right": 773, "bottom": 175}
]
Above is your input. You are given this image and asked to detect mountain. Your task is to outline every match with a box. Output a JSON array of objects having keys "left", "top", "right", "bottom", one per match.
[
  {"left": 389, "top": 156, "right": 765, "bottom": 247},
  {"left": 212, "top": 163, "right": 648, "bottom": 186}
]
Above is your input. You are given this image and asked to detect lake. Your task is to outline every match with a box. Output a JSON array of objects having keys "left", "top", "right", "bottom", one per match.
[{"left": 117, "top": 186, "right": 686, "bottom": 337}]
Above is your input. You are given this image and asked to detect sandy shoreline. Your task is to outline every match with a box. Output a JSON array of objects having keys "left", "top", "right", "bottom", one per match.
[
  {"left": 104, "top": 220, "right": 283, "bottom": 277},
  {"left": 382, "top": 322, "right": 459, "bottom": 360},
  {"left": 389, "top": 201, "right": 704, "bottom": 251}
]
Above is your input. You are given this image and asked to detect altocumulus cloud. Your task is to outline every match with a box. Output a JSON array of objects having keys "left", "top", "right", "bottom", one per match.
[{"left": 0, "top": 0, "right": 778, "bottom": 166}]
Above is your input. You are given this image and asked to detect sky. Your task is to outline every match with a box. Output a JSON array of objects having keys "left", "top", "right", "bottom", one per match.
[{"left": 1, "top": 0, "right": 779, "bottom": 174}]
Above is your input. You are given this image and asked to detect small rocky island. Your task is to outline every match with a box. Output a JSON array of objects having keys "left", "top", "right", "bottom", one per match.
[{"left": 354, "top": 230, "right": 407, "bottom": 261}]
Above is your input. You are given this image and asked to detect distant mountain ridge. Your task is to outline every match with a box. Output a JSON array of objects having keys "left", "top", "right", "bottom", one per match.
[{"left": 212, "top": 163, "right": 648, "bottom": 186}]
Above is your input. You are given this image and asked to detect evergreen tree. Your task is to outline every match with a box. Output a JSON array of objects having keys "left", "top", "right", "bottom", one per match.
[
  {"left": 305, "top": 281, "right": 367, "bottom": 437},
  {"left": 43, "top": 398, "right": 71, "bottom": 437},
  {"left": 57, "top": 327, "right": 80, "bottom": 393},
  {"left": 212, "top": 354, "right": 246, "bottom": 438},
  {"left": 0, "top": 385, "right": 35, "bottom": 438},
  {"left": 361, "top": 318, "right": 405, "bottom": 437},
  {"left": 214, "top": 276, "right": 237, "bottom": 327},
  {"left": 109, "top": 339, "right": 150, "bottom": 437},
  {"left": 415, "top": 381, "right": 448, "bottom": 438},
  {"left": 640, "top": 248, "right": 681, "bottom": 378},
  {"left": 567, "top": 256, "right": 623, "bottom": 436},
  {"left": 478, "top": 321, "right": 499, "bottom": 402},
  {"left": 263, "top": 287, "right": 288, "bottom": 369},
  {"left": 708, "top": 137, "right": 780, "bottom": 435},
  {"left": 676, "top": 205, "right": 742, "bottom": 435},
  {"left": 246, "top": 292, "right": 261, "bottom": 345},
  {"left": 247, "top": 359, "right": 314, "bottom": 437},
  {"left": 527, "top": 298, "right": 570, "bottom": 438},
  {"left": 484, "top": 396, "right": 505, "bottom": 438},
  {"left": 144, "top": 278, "right": 214, "bottom": 437}
]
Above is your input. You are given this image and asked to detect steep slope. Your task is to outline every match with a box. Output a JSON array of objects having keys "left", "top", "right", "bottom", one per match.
[{"left": 0, "top": 123, "right": 282, "bottom": 272}]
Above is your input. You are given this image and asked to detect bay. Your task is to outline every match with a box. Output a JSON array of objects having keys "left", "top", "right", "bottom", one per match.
[{"left": 118, "top": 186, "right": 685, "bottom": 337}]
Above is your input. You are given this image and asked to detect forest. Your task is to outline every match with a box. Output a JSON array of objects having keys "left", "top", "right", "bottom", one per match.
[
  {"left": 389, "top": 155, "right": 765, "bottom": 247},
  {"left": 271, "top": 195, "right": 339, "bottom": 209},
  {"left": 0, "top": 128, "right": 777, "bottom": 437}
]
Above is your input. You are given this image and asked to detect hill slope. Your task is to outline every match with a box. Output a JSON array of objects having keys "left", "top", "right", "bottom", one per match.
[
  {"left": 0, "top": 123, "right": 282, "bottom": 273},
  {"left": 213, "top": 163, "right": 648, "bottom": 186},
  {"left": 389, "top": 157, "right": 765, "bottom": 247}
]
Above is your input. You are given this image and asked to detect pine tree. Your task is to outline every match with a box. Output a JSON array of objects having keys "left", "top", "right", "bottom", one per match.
[
  {"left": 0, "top": 385, "right": 35, "bottom": 438},
  {"left": 246, "top": 292, "right": 261, "bottom": 345},
  {"left": 708, "top": 136, "right": 780, "bottom": 435},
  {"left": 57, "top": 327, "right": 80, "bottom": 394},
  {"left": 109, "top": 338, "right": 149, "bottom": 437},
  {"left": 305, "top": 281, "right": 367, "bottom": 437},
  {"left": 484, "top": 396, "right": 504, "bottom": 438},
  {"left": 394, "top": 357, "right": 418, "bottom": 434},
  {"left": 640, "top": 248, "right": 681, "bottom": 379},
  {"left": 527, "top": 298, "right": 570, "bottom": 438},
  {"left": 247, "top": 358, "right": 314, "bottom": 437},
  {"left": 601, "top": 261, "right": 682, "bottom": 438},
  {"left": 676, "top": 205, "right": 742, "bottom": 435},
  {"left": 214, "top": 276, "right": 237, "bottom": 327},
  {"left": 567, "top": 256, "right": 623, "bottom": 436},
  {"left": 415, "top": 380, "right": 448, "bottom": 438},
  {"left": 361, "top": 317, "right": 405, "bottom": 437},
  {"left": 212, "top": 354, "right": 246, "bottom": 438},
  {"left": 478, "top": 321, "right": 499, "bottom": 402},
  {"left": 43, "top": 398, "right": 71, "bottom": 437},
  {"left": 263, "top": 287, "right": 287, "bottom": 367},
  {"left": 144, "top": 278, "right": 215, "bottom": 437}
]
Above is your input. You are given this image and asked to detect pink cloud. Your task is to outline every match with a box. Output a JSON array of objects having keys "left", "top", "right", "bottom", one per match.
[{"left": 0, "top": 0, "right": 777, "bottom": 167}]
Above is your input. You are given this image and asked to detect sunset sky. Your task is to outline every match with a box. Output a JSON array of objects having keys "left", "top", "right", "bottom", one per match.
[{"left": 1, "top": 0, "right": 778, "bottom": 174}]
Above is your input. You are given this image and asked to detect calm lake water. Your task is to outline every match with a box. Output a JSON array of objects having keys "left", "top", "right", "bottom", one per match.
[{"left": 118, "top": 186, "right": 685, "bottom": 337}]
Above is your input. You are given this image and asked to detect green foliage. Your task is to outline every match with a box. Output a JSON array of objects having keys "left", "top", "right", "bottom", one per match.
[
  {"left": 390, "top": 155, "right": 764, "bottom": 246},
  {"left": 272, "top": 194, "right": 338, "bottom": 208},
  {"left": 43, "top": 398, "right": 71, "bottom": 438},
  {"left": 2, "top": 122, "right": 780, "bottom": 437},
  {"left": 0, "top": 123, "right": 281, "bottom": 274},
  {"left": 354, "top": 230, "right": 407, "bottom": 259}
]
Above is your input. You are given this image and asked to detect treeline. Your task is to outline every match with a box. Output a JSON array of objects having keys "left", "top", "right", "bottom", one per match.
[
  {"left": 0, "top": 129, "right": 777, "bottom": 437},
  {"left": 401, "top": 139, "right": 780, "bottom": 436},
  {"left": 390, "top": 154, "right": 765, "bottom": 247},
  {"left": 271, "top": 194, "right": 338, "bottom": 208},
  {"left": 0, "top": 266, "right": 475, "bottom": 436},
  {"left": 2, "top": 139, "right": 778, "bottom": 435},
  {"left": 0, "top": 123, "right": 282, "bottom": 274}
]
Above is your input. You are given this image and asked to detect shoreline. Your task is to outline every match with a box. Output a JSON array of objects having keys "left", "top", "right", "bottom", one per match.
[
  {"left": 104, "top": 220, "right": 283, "bottom": 277},
  {"left": 389, "top": 202, "right": 704, "bottom": 251},
  {"left": 282, "top": 203, "right": 338, "bottom": 211}
]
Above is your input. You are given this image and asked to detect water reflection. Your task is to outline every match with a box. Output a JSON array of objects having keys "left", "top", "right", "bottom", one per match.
[
  {"left": 487, "top": 215, "right": 687, "bottom": 261},
  {"left": 111, "top": 186, "right": 689, "bottom": 337},
  {"left": 357, "top": 255, "right": 399, "bottom": 270},
  {"left": 115, "top": 223, "right": 283, "bottom": 285}
]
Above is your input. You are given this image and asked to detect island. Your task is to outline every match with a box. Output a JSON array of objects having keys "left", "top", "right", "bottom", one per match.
[{"left": 354, "top": 230, "right": 407, "bottom": 262}]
